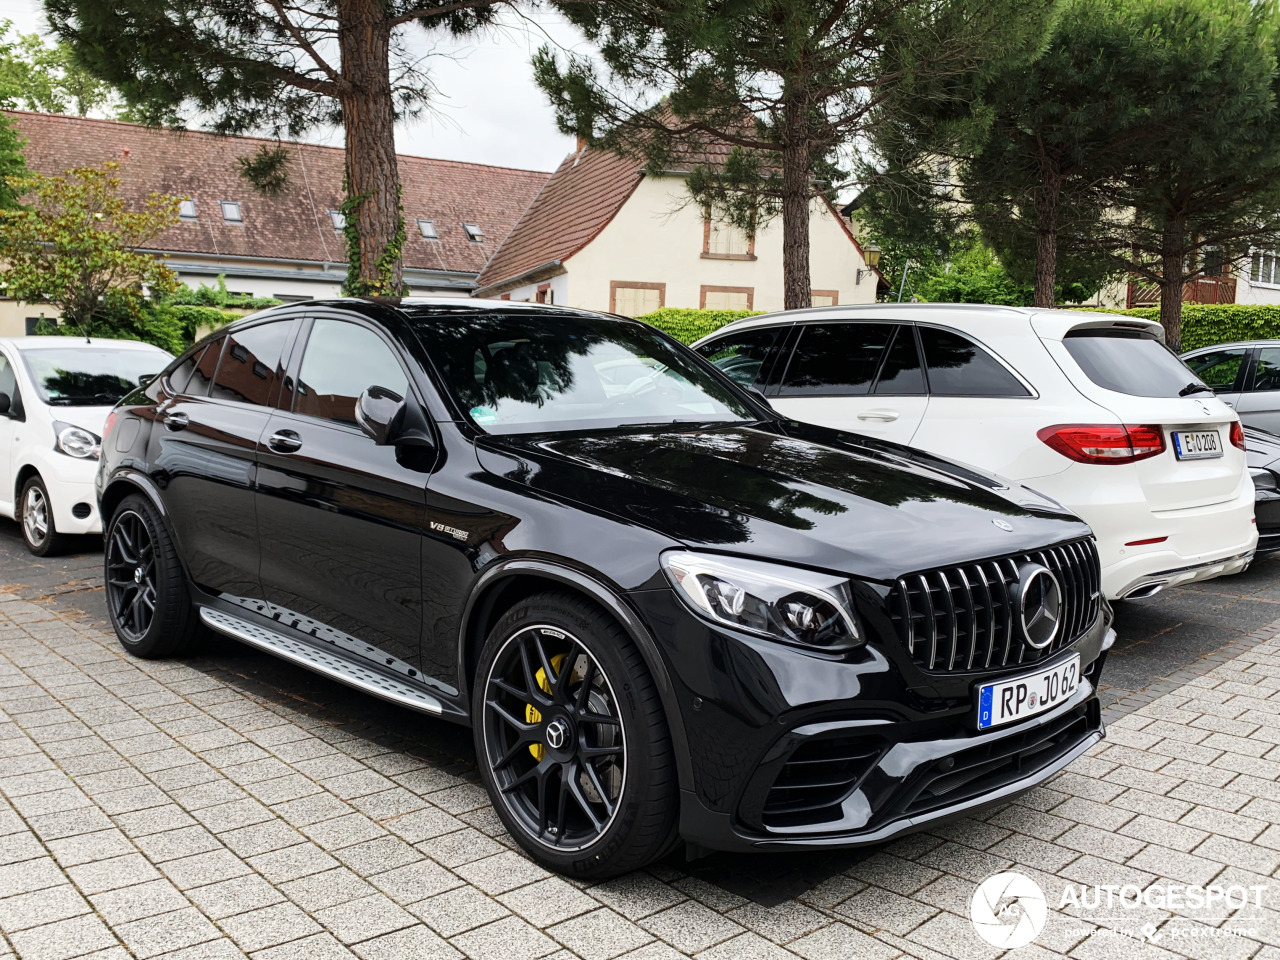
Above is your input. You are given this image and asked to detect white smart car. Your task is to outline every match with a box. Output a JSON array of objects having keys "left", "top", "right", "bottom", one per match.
[
  {"left": 692, "top": 305, "right": 1256, "bottom": 600},
  {"left": 0, "top": 337, "right": 172, "bottom": 555}
]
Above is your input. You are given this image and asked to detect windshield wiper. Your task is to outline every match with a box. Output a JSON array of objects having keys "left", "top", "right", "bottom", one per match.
[{"left": 1178, "top": 382, "right": 1215, "bottom": 397}]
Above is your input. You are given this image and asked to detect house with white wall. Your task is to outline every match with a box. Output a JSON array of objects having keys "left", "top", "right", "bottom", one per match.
[
  {"left": 474, "top": 141, "right": 880, "bottom": 313},
  {"left": 1, "top": 111, "right": 547, "bottom": 336}
]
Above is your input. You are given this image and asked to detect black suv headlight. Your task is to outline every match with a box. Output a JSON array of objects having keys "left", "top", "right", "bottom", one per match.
[
  {"left": 661, "top": 551, "right": 862, "bottom": 651},
  {"left": 53, "top": 421, "right": 101, "bottom": 460}
]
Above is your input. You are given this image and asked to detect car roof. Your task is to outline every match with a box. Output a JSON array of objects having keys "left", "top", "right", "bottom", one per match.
[
  {"left": 0, "top": 336, "right": 169, "bottom": 352},
  {"left": 1182, "top": 340, "right": 1280, "bottom": 353},
  {"left": 694, "top": 303, "right": 1162, "bottom": 343}
]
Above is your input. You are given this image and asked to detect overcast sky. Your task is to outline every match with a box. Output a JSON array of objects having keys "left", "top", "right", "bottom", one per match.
[{"left": 5, "top": 0, "right": 584, "bottom": 172}]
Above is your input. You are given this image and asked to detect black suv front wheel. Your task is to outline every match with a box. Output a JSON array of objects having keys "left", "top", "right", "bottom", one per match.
[
  {"left": 105, "top": 494, "right": 204, "bottom": 659},
  {"left": 473, "top": 591, "right": 678, "bottom": 878}
]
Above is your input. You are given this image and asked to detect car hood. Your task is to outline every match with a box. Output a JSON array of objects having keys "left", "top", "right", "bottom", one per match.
[
  {"left": 42, "top": 404, "right": 114, "bottom": 435},
  {"left": 476, "top": 420, "right": 1090, "bottom": 582}
]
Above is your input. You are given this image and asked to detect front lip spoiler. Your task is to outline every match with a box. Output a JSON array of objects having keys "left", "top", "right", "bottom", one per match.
[{"left": 749, "top": 726, "right": 1103, "bottom": 850}]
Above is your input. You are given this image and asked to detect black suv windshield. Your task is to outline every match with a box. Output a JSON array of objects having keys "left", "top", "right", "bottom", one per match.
[
  {"left": 22, "top": 345, "right": 170, "bottom": 406},
  {"left": 1063, "top": 331, "right": 1203, "bottom": 398},
  {"left": 416, "top": 312, "right": 758, "bottom": 433}
]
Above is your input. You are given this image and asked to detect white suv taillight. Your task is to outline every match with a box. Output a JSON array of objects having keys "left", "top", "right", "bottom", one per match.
[{"left": 1037, "top": 424, "right": 1166, "bottom": 465}]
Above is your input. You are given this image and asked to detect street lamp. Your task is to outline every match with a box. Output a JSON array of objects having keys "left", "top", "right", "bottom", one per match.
[{"left": 856, "top": 242, "right": 881, "bottom": 284}]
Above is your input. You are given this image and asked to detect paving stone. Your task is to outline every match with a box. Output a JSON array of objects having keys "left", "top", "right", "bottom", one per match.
[
  {"left": 114, "top": 906, "right": 223, "bottom": 959},
  {"left": 498, "top": 876, "right": 600, "bottom": 928},
  {"left": 833, "top": 885, "right": 937, "bottom": 936},
  {"left": 67, "top": 852, "right": 163, "bottom": 894},
  {"left": 351, "top": 924, "right": 462, "bottom": 960},
  {"left": 186, "top": 873, "right": 287, "bottom": 920},
  {"left": 89, "top": 878, "right": 190, "bottom": 925},
  {"left": 638, "top": 900, "right": 745, "bottom": 954},
  {"left": 409, "top": 885, "right": 511, "bottom": 937},
  {"left": 724, "top": 900, "right": 828, "bottom": 944},
  {"left": 787, "top": 921, "right": 902, "bottom": 960},
  {"left": 450, "top": 915, "right": 559, "bottom": 960},
  {"left": 282, "top": 867, "right": 378, "bottom": 912},
  {"left": 251, "top": 932, "right": 356, "bottom": 960},
  {"left": 247, "top": 842, "right": 341, "bottom": 883},
  {"left": 368, "top": 858, "right": 462, "bottom": 904},
  {"left": 587, "top": 874, "right": 686, "bottom": 921},
  {"left": 0, "top": 882, "right": 91, "bottom": 931},
  {"left": 6, "top": 913, "right": 119, "bottom": 960},
  {"left": 455, "top": 850, "right": 550, "bottom": 896},
  {"left": 314, "top": 892, "right": 418, "bottom": 945},
  {"left": 220, "top": 900, "right": 324, "bottom": 952}
]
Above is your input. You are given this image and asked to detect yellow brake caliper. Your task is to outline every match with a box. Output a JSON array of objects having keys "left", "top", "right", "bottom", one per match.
[{"left": 526, "top": 654, "right": 565, "bottom": 761}]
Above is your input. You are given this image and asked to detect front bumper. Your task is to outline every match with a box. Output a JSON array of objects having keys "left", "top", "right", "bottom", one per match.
[
  {"left": 24, "top": 453, "right": 103, "bottom": 535},
  {"left": 629, "top": 586, "right": 1112, "bottom": 854}
]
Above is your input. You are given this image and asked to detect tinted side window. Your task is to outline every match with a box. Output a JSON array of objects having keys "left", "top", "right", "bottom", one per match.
[
  {"left": 295, "top": 319, "right": 409, "bottom": 426},
  {"left": 920, "top": 327, "right": 1029, "bottom": 397},
  {"left": 779, "top": 323, "right": 896, "bottom": 396},
  {"left": 873, "top": 327, "right": 925, "bottom": 395},
  {"left": 1252, "top": 347, "right": 1280, "bottom": 392},
  {"left": 1186, "top": 348, "right": 1247, "bottom": 390},
  {"left": 695, "top": 327, "right": 783, "bottom": 389},
  {"left": 211, "top": 323, "right": 290, "bottom": 406},
  {"left": 188, "top": 339, "right": 222, "bottom": 397},
  {"left": 166, "top": 345, "right": 208, "bottom": 396}
]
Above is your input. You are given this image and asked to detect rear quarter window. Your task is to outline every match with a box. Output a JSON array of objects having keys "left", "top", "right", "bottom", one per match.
[{"left": 1063, "top": 331, "right": 1200, "bottom": 398}]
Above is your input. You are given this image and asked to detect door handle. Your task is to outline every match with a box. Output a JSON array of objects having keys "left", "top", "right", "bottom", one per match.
[
  {"left": 267, "top": 430, "right": 303, "bottom": 453},
  {"left": 858, "top": 408, "right": 900, "bottom": 422},
  {"left": 163, "top": 411, "right": 189, "bottom": 431}
]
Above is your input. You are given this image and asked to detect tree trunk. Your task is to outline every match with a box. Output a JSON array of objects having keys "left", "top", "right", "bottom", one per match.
[
  {"left": 781, "top": 87, "right": 811, "bottom": 311},
  {"left": 1159, "top": 216, "right": 1187, "bottom": 351},
  {"left": 1033, "top": 167, "right": 1061, "bottom": 309},
  {"left": 338, "top": 0, "right": 403, "bottom": 295}
]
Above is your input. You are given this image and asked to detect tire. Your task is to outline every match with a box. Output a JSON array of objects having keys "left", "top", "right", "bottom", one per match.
[
  {"left": 18, "top": 476, "right": 70, "bottom": 557},
  {"left": 473, "top": 591, "right": 679, "bottom": 879},
  {"left": 104, "top": 494, "right": 203, "bottom": 659}
]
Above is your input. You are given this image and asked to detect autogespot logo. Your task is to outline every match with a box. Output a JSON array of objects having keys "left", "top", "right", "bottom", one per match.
[{"left": 971, "top": 871, "right": 1048, "bottom": 949}]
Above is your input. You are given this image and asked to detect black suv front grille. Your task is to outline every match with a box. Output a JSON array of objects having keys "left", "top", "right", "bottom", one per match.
[
  {"left": 890, "top": 538, "right": 1101, "bottom": 674},
  {"left": 761, "top": 735, "right": 883, "bottom": 829}
]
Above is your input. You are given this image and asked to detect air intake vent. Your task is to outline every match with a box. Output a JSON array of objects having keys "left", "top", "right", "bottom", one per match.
[
  {"left": 890, "top": 538, "right": 1101, "bottom": 674},
  {"left": 762, "top": 735, "right": 882, "bottom": 828}
]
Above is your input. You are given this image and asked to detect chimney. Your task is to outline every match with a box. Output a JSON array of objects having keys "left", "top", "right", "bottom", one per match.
[{"left": 576, "top": 137, "right": 588, "bottom": 154}]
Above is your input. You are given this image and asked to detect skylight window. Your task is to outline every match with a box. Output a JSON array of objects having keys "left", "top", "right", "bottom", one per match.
[
  {"left": 178, "top": 199, "right": 197, "bottom": 220},
  {"left": 462, "top": 222, "right": 484, "bottom": 242},
  {"left": 220, "top": 201, "right": 242, "bottom": 223},
  {"left": 329, "top": 210, "right": 346, "bottom": 231},
  {"left": 417, "top": 219, "right": 438, "bottom": 240}
]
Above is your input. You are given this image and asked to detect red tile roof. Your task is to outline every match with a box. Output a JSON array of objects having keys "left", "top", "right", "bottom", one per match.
[
  {"left": 475, "top": 143, "right": 645, "bottom": 292},
  {"left": 4, "top": 111, "right": 548, "bottom": 277}
]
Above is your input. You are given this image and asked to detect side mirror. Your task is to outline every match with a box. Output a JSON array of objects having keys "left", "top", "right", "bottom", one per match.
[
  {"left": 355, "top": 385, "right": 407, "bottom": 445},
  {"left": 747, "top": 387, "right": 773, "bottom": 411},
  {"left": 138, "top": 373, "right": 157, "bottom": 387}
]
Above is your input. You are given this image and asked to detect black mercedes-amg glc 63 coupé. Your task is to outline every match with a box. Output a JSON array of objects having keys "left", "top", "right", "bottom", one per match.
[{"left": 97, "top": 299, "right": 1113, "bottom": 878}]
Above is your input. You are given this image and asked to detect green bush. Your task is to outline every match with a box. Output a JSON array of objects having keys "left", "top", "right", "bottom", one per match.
[
  {"left": 33, "top": 299, "right": 239, "bottom": 355},
  {"left": 168, "top": 276, "right": 282, "bottom": 310},
  {"left": 1099, "top": 303, "right": 1280, "bottom": 351},
  {"left": 636, "top": 307, "right": 762, "bottom": 344}
]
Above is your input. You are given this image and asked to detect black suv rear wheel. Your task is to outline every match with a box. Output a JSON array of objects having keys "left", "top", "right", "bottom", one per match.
[{"left": 473, "top": 591, "right": 678, "bottom": 878}]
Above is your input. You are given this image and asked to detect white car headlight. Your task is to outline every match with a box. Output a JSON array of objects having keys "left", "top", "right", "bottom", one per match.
[
  {"left": 661, "top": 551, "right": 862, "bottom": 651},
  {"left": 54, "top": 422, "right": 101, "bottom": 460}
]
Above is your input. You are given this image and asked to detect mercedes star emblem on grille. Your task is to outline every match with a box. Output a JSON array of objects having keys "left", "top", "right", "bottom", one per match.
[{"left": 1017, "top": 563, "right": 1062, "bottom": 650}]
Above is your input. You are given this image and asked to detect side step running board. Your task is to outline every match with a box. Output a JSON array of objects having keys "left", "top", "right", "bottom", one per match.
[{"left": 200, "top": 608, "right": 444, "bottom": 715}]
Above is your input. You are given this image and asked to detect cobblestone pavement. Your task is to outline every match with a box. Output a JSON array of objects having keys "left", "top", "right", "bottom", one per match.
[{"left": 4, "top": 530, "right": 1280, "bottom": 958}]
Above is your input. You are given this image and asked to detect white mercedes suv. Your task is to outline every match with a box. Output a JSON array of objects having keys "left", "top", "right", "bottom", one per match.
[
  {"left": 0, "top": 337, "right": 172, "bottom": 555},
  {"left": 692, "top": 305, "right": 1256, "bottom": 600}
]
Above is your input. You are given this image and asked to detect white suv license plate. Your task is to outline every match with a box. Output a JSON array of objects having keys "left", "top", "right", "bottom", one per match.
[
  {"left": 977, "top": 654, "right": 1081, "bottom": 730},
  {"left": 1172, "top": 430, "right": 1223, "bottom": 460}
]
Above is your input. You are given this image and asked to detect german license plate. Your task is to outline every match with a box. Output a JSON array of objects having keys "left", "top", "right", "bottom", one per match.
[
  {"left": 977, "top": 654, "right": 1080, "bottom": 730},
  {"left": 1172, "top": 430, "right": 1222, "bottom": 460}
]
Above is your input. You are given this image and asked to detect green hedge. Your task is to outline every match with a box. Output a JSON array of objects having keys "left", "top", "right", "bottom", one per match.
[
  {"left": 1103, "top": 303, "right": 1280, "bottom": 351},
  {"left": 636, "top": 307, "right": 762, "bottom": 344}
]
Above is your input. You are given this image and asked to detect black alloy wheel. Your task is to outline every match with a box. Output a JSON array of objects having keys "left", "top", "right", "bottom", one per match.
[
  {"left": 106, "top": 509, "right": 157, "bottom": 643},
  {"left": 104, "top": 494, "right": 204, "bottom": 659},
  {"left": 474, "top": 592, "right": 678, "bottom": 878},
  {"left": 483, "top": 624, "right": 626, "bottom": 851}
]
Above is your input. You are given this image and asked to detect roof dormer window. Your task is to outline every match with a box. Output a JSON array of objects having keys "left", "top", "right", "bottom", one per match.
[
  {"left": 220, "top": 201, "right": 242, "bottom": 223},
  {"left": 418, "top": 219, "right": 438, "bottom": 240},
  {"left": 462, "top": 222, "right": 484, "bottom": 243},
  {"left": 178, "top": 199, "right": 197, "bottom": 220},
  {"left": 329, "top": 210, "right": 346, "bottom": 231}
]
